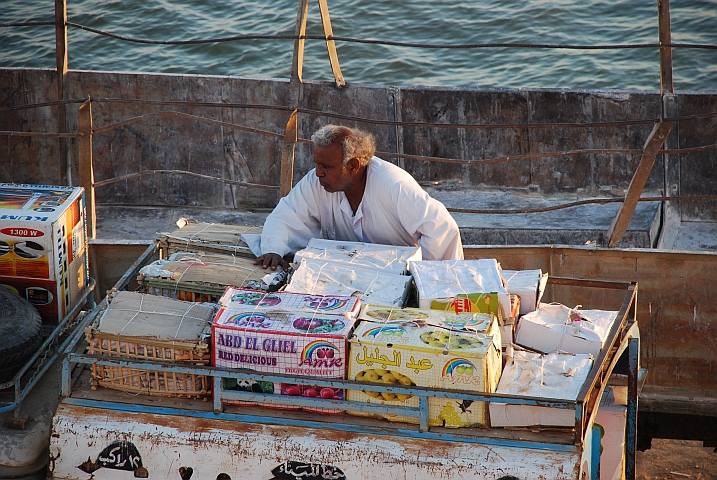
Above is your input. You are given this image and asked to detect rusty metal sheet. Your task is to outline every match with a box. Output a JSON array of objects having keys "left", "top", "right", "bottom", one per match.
[{"left": 50, "top": 404, "right": 584, "bottom": 480}]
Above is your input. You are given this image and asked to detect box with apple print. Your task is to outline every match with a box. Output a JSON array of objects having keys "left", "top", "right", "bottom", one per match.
[
  {"left": 347, "top": 305, "right": 502, "bottom": 427},
  {"left": 212, "top": 293, "right": 361, "bottom": 413}
]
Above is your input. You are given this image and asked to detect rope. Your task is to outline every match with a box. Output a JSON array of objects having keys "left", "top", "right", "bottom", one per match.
[
  {"left": 446, "top": 194, "right": 717, "bottom": 216},
  {"left": 4, "top": 98, "right": 717, "bottom": 132},
  {"left": 4, "top": 21, "right": 716, "bottom": 51}
]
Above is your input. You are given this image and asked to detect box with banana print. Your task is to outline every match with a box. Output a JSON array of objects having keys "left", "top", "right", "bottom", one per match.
[{"left": 347, "top": 305, "right": 502, "bottom": 427}]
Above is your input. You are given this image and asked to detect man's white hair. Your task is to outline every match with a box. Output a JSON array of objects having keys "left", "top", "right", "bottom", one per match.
[{"left": 311, "top": 125, "right": 376, "bottom": 167}]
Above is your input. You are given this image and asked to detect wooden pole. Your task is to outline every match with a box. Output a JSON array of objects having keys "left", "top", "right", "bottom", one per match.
[
  {"left": 280, "top": 110, "right": 299, "bottom": 197},
  {"left": 606, "top": 121, "right": 673, "bottom": 246},
  {"left": 55, "top": 0, "right": 69, "bottom": 185},
  {"left": 291, "top": 0, "right": 309, "bottom": 87},
  {"left": 78, "top": 99, "right": 96, "bottom": 239},
  {"left": 282, "top": 0, "right": 309, "bottom": 198},
  {"left": 317, "top": 0, "right": 346, "bottom": 88},
  {"left": 658, "top": 0, "right": 674, "bottom": 95}
]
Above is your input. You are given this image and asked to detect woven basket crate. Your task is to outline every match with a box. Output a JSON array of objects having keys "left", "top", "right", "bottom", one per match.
[{"left": 85, "top": 291, "right": 214, "bottom": 398}]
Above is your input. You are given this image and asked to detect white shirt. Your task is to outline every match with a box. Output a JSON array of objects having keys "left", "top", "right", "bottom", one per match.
[{"left": 260, "top": 157, "right": 463, "bottom": 261}]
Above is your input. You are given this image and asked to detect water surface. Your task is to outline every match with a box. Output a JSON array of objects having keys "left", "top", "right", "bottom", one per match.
[{"left": 1, "top": 0, "right": 715, "bottom": 91}]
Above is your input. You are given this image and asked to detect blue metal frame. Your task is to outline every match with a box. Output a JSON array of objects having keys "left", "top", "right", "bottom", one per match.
[
  {"left": 591, "top": 423, "right": 602, "bottom": 480},
  {"left": 0, "top": 279, "right": 95, "bottom": 414}
]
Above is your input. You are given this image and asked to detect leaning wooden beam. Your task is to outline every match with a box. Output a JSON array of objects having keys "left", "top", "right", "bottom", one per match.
[
  {"left": 317, "top": 0, "right": 346, "bottom": 88},
  {"left": 280, "top": 110, "right": 299, "bottom": 197},
  {"left": 607, "top": 121, "right": 673, "bottom": 246},
  {"left": 78, "top": 99, "right": 96, "bottom": 239},
  {"left": 291, "top": 0, "right": 309, "bottom": 85}
]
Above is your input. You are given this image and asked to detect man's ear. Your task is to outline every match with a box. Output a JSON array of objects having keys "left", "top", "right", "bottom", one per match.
[{"left": 347, "top": 157, "right": 361, "bottom": 175}]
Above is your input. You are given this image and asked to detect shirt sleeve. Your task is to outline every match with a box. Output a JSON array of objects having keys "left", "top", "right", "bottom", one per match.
[
  {"left": 259, "top": 173, "right": 323, "bottom": 257},
  {"left": 392, "top": 182, "right": 464, "bottom": 261}
]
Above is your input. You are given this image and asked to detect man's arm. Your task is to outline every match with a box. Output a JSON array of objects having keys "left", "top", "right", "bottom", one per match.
[{"left": 256, "top": 172, "right": 323, "bottom": 268}]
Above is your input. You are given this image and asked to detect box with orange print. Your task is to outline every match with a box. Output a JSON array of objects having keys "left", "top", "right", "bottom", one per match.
[
  {"left": 212, "top": 298, "right": 360, "bottom": 413},
  {"left": 0, "top": 184, "right": 88, "bottom": 328}
]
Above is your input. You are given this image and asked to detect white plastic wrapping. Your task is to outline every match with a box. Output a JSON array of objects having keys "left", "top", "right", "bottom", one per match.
[
  {"left": 489, "top": 350, "right": 594, "bottom": 427},
  {"left": 294, "top": 238, "right": 421, "bottom": 275},
  {"left": 410, "top": 259, "right": 510, "bottom": 318},
  {"left": 286, "top": 258, "right": 412, "bottom": 307}
]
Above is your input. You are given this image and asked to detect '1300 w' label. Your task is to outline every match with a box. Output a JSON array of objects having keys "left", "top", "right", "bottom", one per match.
[{"left": 1, "top": 228, "right": 45, "bottom": 238}]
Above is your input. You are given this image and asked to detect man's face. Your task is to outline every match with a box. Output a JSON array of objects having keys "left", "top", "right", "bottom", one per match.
[{"left": 314, "top": 142, "right": 353, "bottom": 193}]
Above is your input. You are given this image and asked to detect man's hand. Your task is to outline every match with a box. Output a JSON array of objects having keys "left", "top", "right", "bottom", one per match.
[{"left": 255, "top": 253, "right": 290, "bottom": 271}]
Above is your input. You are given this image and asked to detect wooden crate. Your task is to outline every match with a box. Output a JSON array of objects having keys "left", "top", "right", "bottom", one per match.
[{"left": 85, "top": 291, "right": 214, "bottom": 398}]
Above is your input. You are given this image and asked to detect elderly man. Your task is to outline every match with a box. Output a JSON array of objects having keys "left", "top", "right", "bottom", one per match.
[{"left": 256, "top": 124, "right": 463, "bottom": 270}]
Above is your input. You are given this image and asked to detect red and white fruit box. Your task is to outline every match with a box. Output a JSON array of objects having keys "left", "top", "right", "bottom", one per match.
[
  {"left": 212, "top": 304, "right": 359, "bottom": 412},
  {"left": 218, "top": 287, "right": 361, "bottom": 318}
]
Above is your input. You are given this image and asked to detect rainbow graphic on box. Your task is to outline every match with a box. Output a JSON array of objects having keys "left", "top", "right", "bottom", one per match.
[
  {"left": 303, "top": 296, "right": 349, "bottom": 311},
  {"left": 361, "top": 325, "right": 405, "bottom": 338},
  {"left": 301, "top": 340, "right": 339, "bottom": 360},
  {"left": 442, "top": 358, "right": 476, "bottom": 376}
]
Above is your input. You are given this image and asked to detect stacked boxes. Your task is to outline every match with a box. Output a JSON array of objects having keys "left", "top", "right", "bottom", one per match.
[
  {"left": 213, "top": 288, "right": 361, "bottom": 412},
  {"left": 515, "top": 303, "right": 618, "bottom": 357},
  {"left": 0, "top": 184, "right": 88, "bottom": 329},
  {"left": 347, "top": 305, "right": 502, "bottom": 427}
]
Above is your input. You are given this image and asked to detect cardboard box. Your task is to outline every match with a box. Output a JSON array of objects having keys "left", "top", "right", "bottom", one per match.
[
  {"left": 287, "top": 258, "right": 412, "bottom": 307},
  {"left": 595, "top": 387, "right": 627, "bottom": 480},
  {"left": 0, "top": 184, "right": 88, "bottom": 327},
  {"left": 501, "top": 269, "right": 549, "bottom": 315},
  {"left": 410, "top": 259, "right": 510, "bottom": 319},
  {"left": 212, "top": 305, "right": 359, "bottom": 412},
  {"left": 218, "top": 287, "right": 361, "bottom": 317},
  {"left": 294, "top": 238, "right": 421, "bottom": 275},
  {"left": 489, "top": 350, "right": 594, "bottom": 427},
  {"left": 347, "top": 306, "right": 502, "bottom": 427},
  {"left": 515, "top": 303, "right": 618, "bottom": 357}
]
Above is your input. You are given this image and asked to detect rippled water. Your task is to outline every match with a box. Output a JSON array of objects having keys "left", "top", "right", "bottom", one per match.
[{"left": 1, "top": 0, "right": 715, "bottom": 91}]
